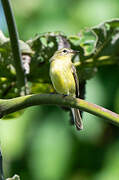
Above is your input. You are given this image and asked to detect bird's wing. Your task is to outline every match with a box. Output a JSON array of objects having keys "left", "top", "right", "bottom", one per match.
[{"left": 71, "top": 64, "right": 79, "bottom": 97}]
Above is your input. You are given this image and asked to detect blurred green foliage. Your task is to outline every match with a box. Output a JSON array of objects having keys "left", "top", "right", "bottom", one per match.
[{"left": 1, "top": 0, "right": 119, "bottom": 179}]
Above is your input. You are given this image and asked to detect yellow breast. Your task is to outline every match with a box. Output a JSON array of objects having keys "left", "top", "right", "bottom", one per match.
[{"left": 50, "top": 59, "right": 76, "bottom": 96}]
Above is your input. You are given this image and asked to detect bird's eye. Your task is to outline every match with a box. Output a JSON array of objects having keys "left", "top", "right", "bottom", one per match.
[{"left": 62, "top": 49, "right": 68, "bottom": 53}]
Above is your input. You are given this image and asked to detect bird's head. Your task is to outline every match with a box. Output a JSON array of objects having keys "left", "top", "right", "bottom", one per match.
[{"left": 50, "top": 48, "right": 79, "bottom": 62}]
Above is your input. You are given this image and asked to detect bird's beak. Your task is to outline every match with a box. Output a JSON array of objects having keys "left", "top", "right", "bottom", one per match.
[{"left": 70, "top": 50, "right": 79, "bottom": 54}]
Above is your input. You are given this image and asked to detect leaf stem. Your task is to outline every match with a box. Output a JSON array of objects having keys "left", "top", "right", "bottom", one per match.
[{"left": 1, "top": 0, "right": 26, "bottom": 94}]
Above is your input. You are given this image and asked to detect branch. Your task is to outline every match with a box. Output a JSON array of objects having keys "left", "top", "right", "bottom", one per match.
[
  {"left": 1, "top": 0, "right": 27, "bottom": 94},
  {"left": 0, "top": 94, "right": 119, "bottom": 127},
  {"left": 74, "top": 56, "right": 119, "bottom": 68}
]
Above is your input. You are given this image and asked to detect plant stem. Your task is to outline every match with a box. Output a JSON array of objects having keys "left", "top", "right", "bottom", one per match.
[
  {"left": 1, "top": 0, "right": 26, "bottom": 94},
  {"left": 74, "top": 56, "right": 119, "bottom": 68},
  {"left": 0, "top": 94, "right": 119, "bottom": 127}
]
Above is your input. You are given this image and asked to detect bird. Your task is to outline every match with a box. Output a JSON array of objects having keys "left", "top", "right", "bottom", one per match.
[{"left": 49, "top": 48, "right": 83, "bottom": 130}]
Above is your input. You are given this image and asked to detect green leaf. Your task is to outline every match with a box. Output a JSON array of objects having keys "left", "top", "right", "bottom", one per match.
[{"left": 92, "top": 19, "right": 119, "bottom": 58}]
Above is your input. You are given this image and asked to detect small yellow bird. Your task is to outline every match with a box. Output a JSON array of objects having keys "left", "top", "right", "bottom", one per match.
[{"left": 49, "top": 48, "right": 83, "bottom": 130}]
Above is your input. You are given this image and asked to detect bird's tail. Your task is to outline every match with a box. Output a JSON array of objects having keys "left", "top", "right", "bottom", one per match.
[{"left": 71, "top": 108, "right": 83, "bottom": 130}]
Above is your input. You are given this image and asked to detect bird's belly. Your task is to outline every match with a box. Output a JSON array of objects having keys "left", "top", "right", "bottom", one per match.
[{"left": 50, "top": 62, "right": 75, "bottom": 95}]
